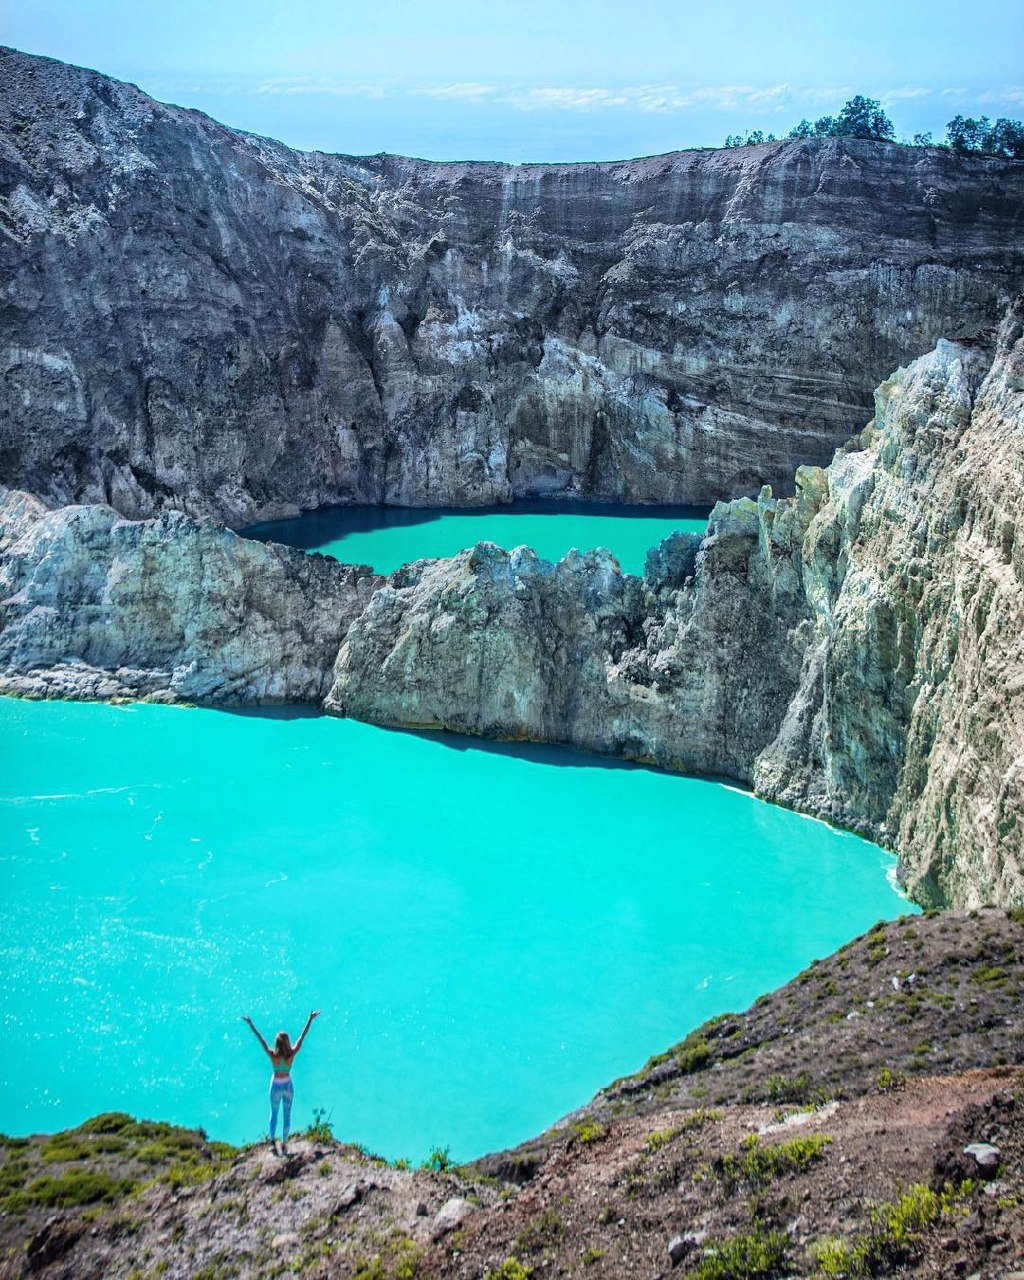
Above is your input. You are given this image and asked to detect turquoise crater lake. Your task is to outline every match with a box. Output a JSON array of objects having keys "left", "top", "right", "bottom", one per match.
[
  {"left": 244, "top": 499, "right": 711, "bottom": 577},
  {"left": 0, "top": 698, "right": 910, "bottom": 1160}
]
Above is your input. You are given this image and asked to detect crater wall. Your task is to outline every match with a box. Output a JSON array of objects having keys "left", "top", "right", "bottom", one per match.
[{"left": 2, "top": 46, "right": 1023, "bottom": 522}]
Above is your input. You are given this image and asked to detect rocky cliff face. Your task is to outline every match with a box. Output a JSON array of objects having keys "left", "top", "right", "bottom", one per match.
[
  {"left": 1, "top": 306, "right": 1022, "bottom": 905},
  {"left": 2, "top": 46, "right": 1023, "bottom": 523},
  {"left": 2, "top": 307, "right": 1021, "bottom": 906},
  {"left": 0, "top": 490, "right": 382, "bottom": 704},
  {"left": 330, "top": 305, "right": 1024, "bottom": 908}
]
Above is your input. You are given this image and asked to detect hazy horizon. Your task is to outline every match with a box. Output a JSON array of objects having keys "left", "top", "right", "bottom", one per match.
[{"left": 5, "top": 1, "right": 1023, "bottom": 163}]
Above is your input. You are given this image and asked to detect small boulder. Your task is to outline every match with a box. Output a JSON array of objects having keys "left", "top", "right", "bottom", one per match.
[
  {"left": 26, "top": 1216, "right": 86, "bottom": 1272},
  {"left": 432, "top": 1197, "right": 474, "bottom": 1239},
  {"left": 963, "top": 1142, "right": 1001, "bottom": 1177},
  {"left": 271, "top": 1232, "right": 301, "bottom": 1249},
  {"left": 333, "top": 1181, "right": 365, "bottom": 1213},
  {"left": 667, "top": 1232, "right": 705, "bottom": 1267}
]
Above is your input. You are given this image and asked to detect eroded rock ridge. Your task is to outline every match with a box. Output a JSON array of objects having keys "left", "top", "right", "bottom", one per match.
[
  {"left": 2, "top": 303, "right": 1023, "bottom": 907},
  {"left": 2, "top": 45, "right": 1023, "bottom": 522}
]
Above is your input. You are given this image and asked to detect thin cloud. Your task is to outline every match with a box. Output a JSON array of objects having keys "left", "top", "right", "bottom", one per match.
[
  {"left": 414, "top": 82, "right": 496, "bottom": 101},
  {"left": 881, "top": 87, "right": 932, "bottom": 102},
  {"left": 261, "top": 80, "right": 803, "bottom": 115},
  {"left": 979, "top": 86, "right": 1024, "bottom": 108},
  {"left": 166, "top": 76, "right": 1020, "bottom": 120},
  {"left": 256, "top": 77, "right": 390, "bottom": 99}
]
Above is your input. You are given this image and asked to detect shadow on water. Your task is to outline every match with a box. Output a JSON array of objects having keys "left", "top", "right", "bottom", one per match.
[
  {"left": 218, "top": 703, "right": 750, "bottom": 787},
  {"left": 241, "top": 497, "right": 713, "bottom": 551}
]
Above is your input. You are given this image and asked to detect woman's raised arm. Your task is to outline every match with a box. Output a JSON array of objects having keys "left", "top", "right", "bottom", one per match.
[
  {"left": 294, "top": 1009, "right": 321, "bottom": 1054},
  {"left": 242, "top": 1015, "right": 273, "bottom": 1057}
]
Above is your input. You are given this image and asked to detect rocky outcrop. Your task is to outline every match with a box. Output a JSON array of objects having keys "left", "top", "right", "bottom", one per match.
[
  {"left": 328, "top": 309, "right": 1024, "bottom": 907},
  {"left": 325, "top": 486, "right": 817, "bottom": 784},
  {"left": 2, "top": 46, "right": 1023, "bottom": 523},
  {"left": 0, "top": 489, "right": 382, "bottom": 703},
  {"left": 1, "top": 309, "right": 1022, "bottom": 906}
]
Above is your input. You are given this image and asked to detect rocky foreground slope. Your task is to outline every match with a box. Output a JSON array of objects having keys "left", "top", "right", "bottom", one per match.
[
  {"left": 2, "top": 910, "right": 1022, "bottom": 1279},
  {"left": 3, "top": 301, "right": 1022, "bottom": 907},
  {"left": 2, "top": 46, "right": 1023, "bottom": 522}
]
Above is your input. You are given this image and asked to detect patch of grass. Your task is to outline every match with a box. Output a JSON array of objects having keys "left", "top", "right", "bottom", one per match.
[
  {"left": 715, "top": 1134, "right": 832, "bottom": 1193},
  {"left": 691, "top": 1225, "right": 790, "bottom": 1279},
  {"left": 40, "top": 1137, "right": 91, "bottom": 1163},
  {"left": 571, "top": 1121, "right": 606, "bottom": 1145},
  {"left": 1007, "top": 906, "right": 1024, "bottom": 927},
  {"left": 303, "top": 1106, "right": 334, "bottom": 1144},
  {"left": 353, "top": 1230, "right": 422, "bottom": 1279},
  {"left": 969, "top": 965, "right": 1009, "bottom": 988},
  {"left": 422, "top": 1146, "right": 455, "bottom": 1172},
  {"left": 0, "top": 1153, "right": 31, "bottom": 1211},
  {"left": 75, "top": 1112, "right": 135, "bottom": 1135},
  {"left": 813, "top": 1181, "right": 974, "bottom": 1276},
  {"left": 581, "top": 1246, "right": 604, "bottom": 1265},
  {"left": 191, "top": 1257, "right": 240, "bottom": 1280},
  {"left": 645, "top": 1127, "right": 680, "bottom": 1152},
  {"left": 745, "top": 1072, "right": 824, "bottom": 1106},
  {"left": 14, "top": 1168, "right": 137, "bottom": 1211},
  {"left": 295, "top": 1237, "right": 338, "bottom": 1273},
  {"left": 158, "top": 1150, "right": 234, "bottom": 1191},
  {"left": 515, "top": 1208, "right": 563, "bottom": 1255},
  {"left": 874, "top": 1066, "right": 907, "bottom": 1093},
  {"left": 645, "top": 1108, "right": 720, "bottom": 1152},
  {"left": 485, "top": 1259, "right": 533, "bottom": 1280},
  {"left": 676, "top": 1031, "right": 712, "bottom": 1074}
]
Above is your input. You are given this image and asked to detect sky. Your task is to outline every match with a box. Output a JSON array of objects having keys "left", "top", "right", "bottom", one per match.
[{"left": 4, "top": 0, "right": 1024, "bottom": 162}]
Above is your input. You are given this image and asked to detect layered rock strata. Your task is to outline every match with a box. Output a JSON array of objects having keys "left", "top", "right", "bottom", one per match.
[
  {"left": 3, "top": 46, "right": 1024, "bottom": 522},
  {"left": 2, "top": 307, "right": 1022, "bottom": 907}
]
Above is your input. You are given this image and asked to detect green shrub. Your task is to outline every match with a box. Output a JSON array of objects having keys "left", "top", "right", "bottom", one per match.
[
  {"left": 692, "top": 1225, "right": 790, "bottom": 1279},
  {"left": 969, "top": 966, "right": 1009, "bottom": 988},
  {"left": 485, "top": 1259, "right": 533, "bottom": 1280},
  {"left": 40, "top": 1137, "right": 91, "bottom": 1163},
  {"left": 76, "top": 1112, "right": 134, "bottom": 1135},
  {"left": 716, "top": 1134, "right": 832, "bottom": 1192},
  {"left": 645, "top": 1127, "right": 677, "bottom": 1152},
  {"left": 874, "top": 1066, "right": 907, "bottom": 1093},
  {"left": 676, "top": 1031, "right": 712, "bottom": 1073},
  {"left": 304, "top": 1107, "right": 334, "bottom": 1144},
  {"left": 813, "top": 1182, "right": 975, "bottom": 1276},
  {"left": 763, "top": 1072, "right": 820, "bottom": 1105},
  {"left": 22, "top": 1168, "right": 136, "bottom": 1209},
  {"left": 571, "top": 1121, "right": 605, "bottom": 1145}
]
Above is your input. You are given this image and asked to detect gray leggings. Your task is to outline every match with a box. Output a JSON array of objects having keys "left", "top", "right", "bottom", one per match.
[{"left": 269, "top": 1077, "right": 293, "bottom": 1140}]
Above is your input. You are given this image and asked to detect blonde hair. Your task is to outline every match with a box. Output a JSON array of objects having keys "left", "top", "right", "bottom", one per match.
[{"left": 274, "top": 1031, "right": 293, "bottom": 1059}]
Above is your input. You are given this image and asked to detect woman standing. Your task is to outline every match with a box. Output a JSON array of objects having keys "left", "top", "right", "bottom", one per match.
[{"left": 242, "top": 1010, "right": 320, "bottom": 1154}]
